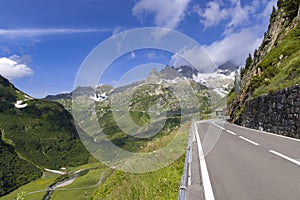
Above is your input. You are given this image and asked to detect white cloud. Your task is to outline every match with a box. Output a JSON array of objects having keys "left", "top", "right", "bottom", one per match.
[
  {"left": 193, "top": 2, "right": 229, "bottom": 28},
  {"left": 132, "top": 0, "right": 191, "bottom": 29},
  {"left": 195, "top": 0, "right": 263, "bottom": 33},
  {"left": 195, "top": 0, "right": 277, "bottom": 66},
  {"left": 169, "top": 46, "right": 216, "bottom": 72},
  {"left": 0, "top": 55, "right": 33, "bottom": 80},
  {"left": 203, "top": 28, "right": 262, "bottom": 66},
  {"left": 0, "top": 28, "right": 112, "bottom": 38}
]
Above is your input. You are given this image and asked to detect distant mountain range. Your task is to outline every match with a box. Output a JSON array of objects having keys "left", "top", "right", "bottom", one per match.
[
  {"left": 45, "top": 63, "right": 237, "bottom": 102},
  {"left": 43, "top": 64, "right": 235, "bottom": 159}
]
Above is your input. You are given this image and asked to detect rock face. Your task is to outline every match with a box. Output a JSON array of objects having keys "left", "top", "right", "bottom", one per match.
[
  {"left": 176, "top": 65, "right": 199, "bottom": 79},
  {"left": 228, "top": 3, "right": 300, "bottom": 123},
  {"left": 255, "top": 2, "right": 300, "bottom": 65},
  {"left": 239, "top": 84, "right": 300, "bottom": 138}
]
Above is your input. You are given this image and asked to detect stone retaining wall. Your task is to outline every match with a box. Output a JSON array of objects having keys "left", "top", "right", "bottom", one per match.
[{"left": 239, "top": 84, "right": 300, "bottom": 138}]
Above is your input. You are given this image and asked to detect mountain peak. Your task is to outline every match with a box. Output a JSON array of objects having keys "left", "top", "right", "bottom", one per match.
[{"left": 215, "top": 61, "right": 239, "bottom": 76}]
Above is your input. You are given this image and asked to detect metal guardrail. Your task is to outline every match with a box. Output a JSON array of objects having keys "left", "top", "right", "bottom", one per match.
[{"left": 178, "top": 120, "right": 194, "bottom": 200}]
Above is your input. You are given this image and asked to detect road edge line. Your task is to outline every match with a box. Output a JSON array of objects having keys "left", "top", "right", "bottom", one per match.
[{"left": 194, "top": 122, "right": 215, "bottom": 200}]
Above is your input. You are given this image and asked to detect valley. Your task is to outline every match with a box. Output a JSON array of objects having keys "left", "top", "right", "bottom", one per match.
[
  {"left": 1, "top": 0, "right": 299, "bottom": 199},
  {"left": 0, "top": 65, "right": 229, "bottom": 199}
]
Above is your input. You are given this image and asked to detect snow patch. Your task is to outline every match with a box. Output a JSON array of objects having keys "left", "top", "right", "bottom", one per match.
[
  {"left": 157, "top": 79, "right": 163, "bottom": 85},
  {"left": 15, "top": 100, "right": 27, "bottom": 108},
  {"left": 213, "top": 88, "right": 229, "bottom": 98},
  {"left": 44, "top": 168, "right": 67, "bottom": 175},
  {"left": 192, "top": 73, "right": 204, "bottom": 84},
  {"left": 192, "top": 71, "right": 235, "bottom": 89},
  {"left": 24, "top": 95, "right": 33, "bottom": 100},
  {"left": 165, "top": 77, "right": 183, "bottom": 84},
  {"left": 90, "top": 93, "right": 108, "bottom": 102},
  {"left": 223, "top": 83, "right": 230, "bottom": 89}
]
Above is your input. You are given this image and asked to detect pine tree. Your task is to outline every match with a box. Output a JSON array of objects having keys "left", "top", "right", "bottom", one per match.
[
  {"left": 277, "top": 0, "right": 284, "bottom": 8},
  {"left": 240, "top": 53, "right": 253, "bottom": 79},
  {"left": 254, "top": 49, "right": 258, "bottom": 57},
  {"left": 270, "top": 6, "right": 277, "bottom": 23},
  {"left": 245, "top": 53, "right": 252, "bottom": 69}
]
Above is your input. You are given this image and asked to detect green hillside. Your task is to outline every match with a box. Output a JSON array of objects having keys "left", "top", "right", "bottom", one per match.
[
  {"left": 0, "top": 75, "right": 90, "bottom": 197},
  {"left": 0, "top": 131, "right": 42, "bottom": 196},
  {"left": 250, "top": 22, "right": 300, "bottom": 97}
]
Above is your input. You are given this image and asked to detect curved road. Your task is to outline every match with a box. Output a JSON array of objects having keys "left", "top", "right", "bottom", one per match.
[{"left": 187, "top": 120, "right": 300, "bottom": 200}]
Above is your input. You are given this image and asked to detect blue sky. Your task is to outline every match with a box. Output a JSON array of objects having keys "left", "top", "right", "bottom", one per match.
[{"left": 0, "top": 0, "right": 276, "bottom": 98}]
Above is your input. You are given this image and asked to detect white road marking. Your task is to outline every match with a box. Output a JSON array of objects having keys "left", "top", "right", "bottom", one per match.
[
  {"left": 269, "top": 150, "right": 300, "bottom": 167},
  {"left": 226, "top": 130, "right": 237, "bottom": 136},
  {"left": 239, "top": 136, "right": 259, "bottom": 146},
  {"left": 194, "top": 122, "right": 215, "bottom": 200}
]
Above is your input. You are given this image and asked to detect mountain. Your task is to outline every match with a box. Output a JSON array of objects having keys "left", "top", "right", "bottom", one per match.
[
  {"left": 47, "top": 65, "right": 234, "bottom": 120},
  {"left": 215, "top": 60, "right": 239, "bottom": 75},
  {"left": 0, "top": 75, "right": 90, "bottom": 196},
  {"left": 227, "top": 1, "right": 300, "bottom": 122},
  {"left": 175, "top": 65, "right": 235, "bottom": 98},
  {"left": 44, "top": 86, "right": 96, "bottom": 101},
  {"left": 174, "top": 65, "right": 197, "bottom": 79},
  {"left": 45, "top": 92, "right": 72, "bottom": 101},
  {"left": 51, "top": 66, "right": 217, "bottom": 154},
  {"left": 43, "top": 64, "right": 234, "bottom": 155}
]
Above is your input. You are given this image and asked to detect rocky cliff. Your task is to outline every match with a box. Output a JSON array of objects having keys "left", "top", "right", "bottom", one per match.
[{"left": 228, "top": 1, "right": 300, "bottom": 123}]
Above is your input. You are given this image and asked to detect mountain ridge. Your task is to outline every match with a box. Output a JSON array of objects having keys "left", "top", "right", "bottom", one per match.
[{"left": 45, "top": 64, "right": 236, "bottom": 103}]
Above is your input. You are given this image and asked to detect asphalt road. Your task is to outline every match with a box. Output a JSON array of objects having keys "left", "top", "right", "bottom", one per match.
[{"left": 189, "top": 120, "right": 300, "bottom": 200}]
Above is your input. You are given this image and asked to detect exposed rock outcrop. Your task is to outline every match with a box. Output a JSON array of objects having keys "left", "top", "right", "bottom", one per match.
[{"left": 228, "top": 4, "right": 300, "bottom": 123}]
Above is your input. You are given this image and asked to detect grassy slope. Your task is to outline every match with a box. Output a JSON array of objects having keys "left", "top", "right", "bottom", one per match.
[
  {"left": 51, "top": 166, "right": 109, "bottom": 200},
  {"left": 0, "top": 172, "right": 60, "bottom": 200},
  {"left": 250, "top": 22, "right": 300, "bottom": 97},
  {"left": 0, "top": 75, "right": 90, "bottom": 197},
  {"left": 2, "top": 123, "right": 189, "bottom": 200},
  {"left": 0, "top": 100, "right": 90, "bottom": 169},
  {"left": 90, "top": 123, "right": 189, "bottom": 200},
  {"left": 91, "top": 156, "right": 184, "bottom": 200},
  {"left": 0, "top": 162, "right": 103, "bottom": 200},
  {"left": 0, "top": 132, "right": 42, "bottom": 196}
]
